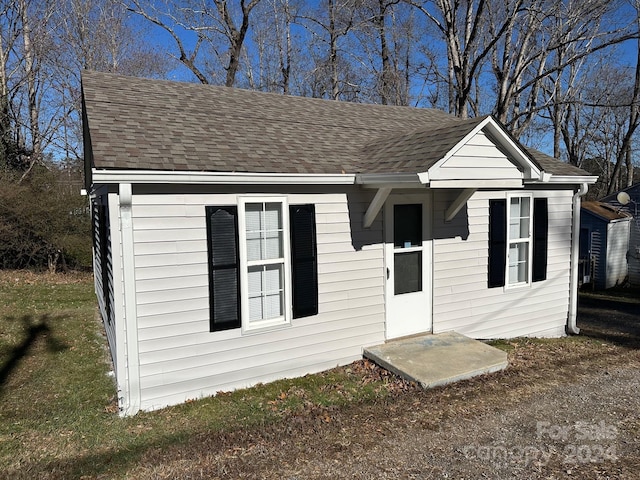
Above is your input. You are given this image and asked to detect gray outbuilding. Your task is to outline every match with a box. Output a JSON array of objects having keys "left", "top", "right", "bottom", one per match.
[{"left": 580, "top": 201, "right": 632, "bottom": 289}]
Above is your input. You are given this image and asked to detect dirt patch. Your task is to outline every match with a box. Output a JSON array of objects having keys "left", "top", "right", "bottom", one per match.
[{"left": 127, "top": 291, "right": 640, "bottom": 479}]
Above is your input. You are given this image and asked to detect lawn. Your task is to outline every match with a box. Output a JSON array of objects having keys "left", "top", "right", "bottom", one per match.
[
  {"left": 1, "top": 272, "right": 639, "bottom": 478},
  {"left": 0, "top": 271, "right": 408, "bottom": 479}
]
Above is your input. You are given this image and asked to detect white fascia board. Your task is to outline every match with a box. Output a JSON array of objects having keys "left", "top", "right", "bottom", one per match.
[
  {"left": 429, "top": 179, "right": 524, "bottom": 189},
  {"left": 545, "top": 175, "right": 599, "bottom": 185},
  {"left": 92, "top": 169, "right": 357, "bottom": 185}
]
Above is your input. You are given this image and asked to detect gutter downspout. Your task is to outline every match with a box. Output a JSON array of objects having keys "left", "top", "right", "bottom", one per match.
[{"left": 568, "top": 182, "right": 588, "bottom": 335}]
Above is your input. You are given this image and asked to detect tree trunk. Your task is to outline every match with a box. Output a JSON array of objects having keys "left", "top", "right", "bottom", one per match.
[
  {"left": 329, "top": 0, "right": 339, "bottom": 100},
  {"left": 607, "top": 14, "right": 640, "bottom": 195},
  {"left": 279, "top": 0, "right": 291, "bottom": 95},
  {"left": 0, "top": 32, "right": 10, "bottom": 165},
  {"left": 374, "top": 0, "right": 392, "bottom": 104},
  {"left": 19, "top": 0, "right": 42, "bottom": 180}
]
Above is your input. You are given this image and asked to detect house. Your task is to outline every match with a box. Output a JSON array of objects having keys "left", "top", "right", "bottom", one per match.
[
  {"left": 82, "top": 71, "right": 597, "bottom": 416},
  {"left": 579, "top": 201, "right": 632, "bottom": 289},
  {"left": 601, "top": 184, "right": 640, "bottom": 286}
]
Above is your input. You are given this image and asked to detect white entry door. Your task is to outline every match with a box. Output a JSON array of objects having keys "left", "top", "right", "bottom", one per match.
[{"left": 384, "top": 194, "right": 432, "bottom": 339}]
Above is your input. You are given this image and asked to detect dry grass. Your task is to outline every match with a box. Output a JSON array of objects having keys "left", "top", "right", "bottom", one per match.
[{"left": 1, "top": 271, "right": 639, "bottom": 479}]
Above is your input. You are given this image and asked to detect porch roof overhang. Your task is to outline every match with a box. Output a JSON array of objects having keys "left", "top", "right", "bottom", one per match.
[{"left": 356, "top": 117, "right": 598, "bottom": 228}]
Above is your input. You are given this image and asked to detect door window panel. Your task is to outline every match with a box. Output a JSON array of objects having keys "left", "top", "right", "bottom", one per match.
[
  {"left": 394, "top": 204, "right": 422, "bottom": 248},
  {"left": 394, "top": 251, "right": 422, "bottom": 294}
]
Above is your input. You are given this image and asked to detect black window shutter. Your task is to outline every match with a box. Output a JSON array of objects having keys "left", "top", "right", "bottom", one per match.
[
  {"left": 532, "top": 198, "right": 548, "bottom": 282},
  {"left": 488, "top": 199, "right": 507, "bottom": 288},
  {"left": 290, "top": 204, "right": 318, "bottom": 318},
  {"left": 98, "top": 204, "right": 112, "bottom": 324},
  {"left": 206, "top": 206, "right": 241, "bottom": 331}
]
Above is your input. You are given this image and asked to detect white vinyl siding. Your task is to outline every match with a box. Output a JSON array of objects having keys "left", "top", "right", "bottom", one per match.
[
  {"left": 129, "top": 189, "right": 385, "bottom": 411},
  {"left": 580, "top": 211, "right": 631, "bottom": 289},
  {"left": 432, "top": 189, "right": 573, "bottom": 339},
  {"left": 604, "top": 186, "right": 640, "bottom": 286},
  {"left": 429, "top": 131, "right": 523, "bottom": 181},
  {"left": 605, "top": 220, "right": 631, "bottom": 289}
]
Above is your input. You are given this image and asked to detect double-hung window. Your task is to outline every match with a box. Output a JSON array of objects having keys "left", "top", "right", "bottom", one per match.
[
  {"left": 206, "top": 198, "right": 318, "bottom": 333},
  {"left": 507, "top": 195, "right": 532, "bottom": 286},
  {"left": 238, "top": 197, "right": 291, "bottom": 331},
  {"left": 489, "top": 195, "right": 548, "bottom": 288}
]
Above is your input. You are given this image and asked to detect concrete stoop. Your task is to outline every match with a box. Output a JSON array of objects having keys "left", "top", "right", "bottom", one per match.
[{"left": 363, "top": 331, "right": 508, "bottom": 389}]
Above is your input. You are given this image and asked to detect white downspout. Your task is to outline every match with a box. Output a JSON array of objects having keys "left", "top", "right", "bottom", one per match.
[{"left": 567, "top": 182, "right": 588, "bottom": 335}]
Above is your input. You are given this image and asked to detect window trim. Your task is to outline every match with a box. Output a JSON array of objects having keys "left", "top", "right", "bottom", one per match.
[
  {"left": 237, "top": 196, "right": 292, "bottom": 333},
  {"left": 505, "top": 193, "right": 534, "bottom": 288}
]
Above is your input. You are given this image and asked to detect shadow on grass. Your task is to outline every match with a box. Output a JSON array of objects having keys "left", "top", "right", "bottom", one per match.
[
  {"left": 9, "top": 437, "right": 181, "bottom": 480},
  {"left": 7, "top": 428, "right": 235, "bottom": 479},
  {"left": 0, "top": 314, "right": 68, "bottom": 392},
  {"left": 578, "top": 291, "right": 640, "bottom": 349}
]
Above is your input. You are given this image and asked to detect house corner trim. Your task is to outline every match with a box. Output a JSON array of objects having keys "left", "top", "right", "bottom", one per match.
[{"left": 119, "top": 183, "right": 141, "bottom": 415}]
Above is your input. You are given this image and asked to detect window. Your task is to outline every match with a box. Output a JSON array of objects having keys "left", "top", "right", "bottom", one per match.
[
  {"left": 206, "top": 200, "right": 318, "bottom": 333},
  {"left": 488, "top": 196, "right": 548, "bottom": 288},
  {"left": 239, "top": 198, "right": 290, "bottom": 331},
  {"left": 507, "top": 196, "right": 532, "bottom": 285},
  {"left": 393, "top": 204, "right": 423, "bottom": 295}
]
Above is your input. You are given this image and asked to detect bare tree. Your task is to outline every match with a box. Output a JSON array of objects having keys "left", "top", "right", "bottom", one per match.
[
  {"left": 127, "top": 0, "right": 261, "bottom": 86},
  {"left": 299, "top": 0, "right": 363, "bottom": 100},
  {"left": 0, "top": 0, "right": 22, "bottom": 169},
  {"left": 16, "top": 0, "right": 54, "bottom": 181},
  {"left": 410, "top": 0, "right": 524, "bottom": 117},
  {"left": 495, "top": 1, "right": 636, "bottom": 139},
  {"left": 246, "top": 0, "right": 300, "bottom": 93},
  {"left": 358, "top": 0, "right": 416, "bottom": 105},
  {"left": 49, "top": 0, "right": 167, "bottom": 163},
  {"left": 607, "top": 34, "right": 640, "bottom": 192}
]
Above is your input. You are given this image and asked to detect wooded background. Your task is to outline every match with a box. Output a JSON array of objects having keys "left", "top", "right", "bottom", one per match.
[{"left": 2, "top": 0, "right": 640, "bottom": 270}]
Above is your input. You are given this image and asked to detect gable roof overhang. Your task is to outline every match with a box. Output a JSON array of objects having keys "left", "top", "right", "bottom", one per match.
[
  {"left": 420, "top": 116, "right": 546, "bottom": 188},
  {"left": 356, "top": 116, "right": 549, "bottom": 190},
  {"left": 354, "top": 117, "right": 597, "bottom": 226}
]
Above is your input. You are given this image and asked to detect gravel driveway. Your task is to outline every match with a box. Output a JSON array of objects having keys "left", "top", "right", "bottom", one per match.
[{"left": 134, "top": 291, "right": 640, "bottom": 479}]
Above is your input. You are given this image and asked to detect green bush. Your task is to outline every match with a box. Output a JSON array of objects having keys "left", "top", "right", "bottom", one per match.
[{"left": 0, "top": 164, "right": 91, "bottom": 271}]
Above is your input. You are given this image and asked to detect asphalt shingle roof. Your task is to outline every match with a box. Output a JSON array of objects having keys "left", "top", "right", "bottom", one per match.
[
  {"left": 527, "top": 148, "right": 592, "bottom": 177},
  {"left": 82, "top": 71, "right": 591, "bottom": 177}
]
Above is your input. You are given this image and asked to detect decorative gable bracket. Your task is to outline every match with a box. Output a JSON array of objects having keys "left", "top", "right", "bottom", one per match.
[
  {"left": 444, "top": 188, "right": 476, "bottom": 222},
  {"left": 363, "top": 187, "right": 392, "bottom": 229}
]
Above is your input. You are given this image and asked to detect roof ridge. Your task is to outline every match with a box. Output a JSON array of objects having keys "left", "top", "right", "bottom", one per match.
[{"left": 82, "top": 69, "right": 450, "bottom": 116}]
